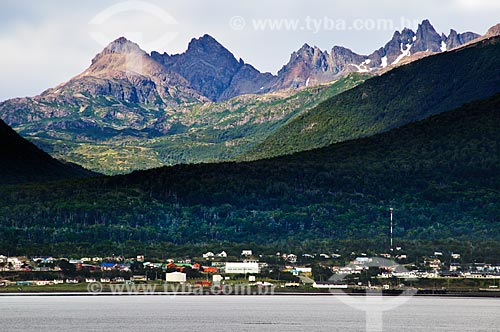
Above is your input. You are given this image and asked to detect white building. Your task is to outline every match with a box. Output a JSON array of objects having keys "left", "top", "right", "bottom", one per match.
[
  {"left": 166, "top": 272, "right": 186, "bottom": 283},
  {"left": 203, "top": 252, "right": 215, "bottom": 259},
  {"left": 286, "top": 254, "right": 297, "bottom": 263},
  {"left": 216, "top": 251, "right": 227, "bottom": 258},
  {"left": 313, "top": 282, "right": 348, "bottom": 289},
  {"left": 225, "top": 262, "right": 259, "bottom": 274},
  {"left": 241, "top": 250, "right": 253, "bottom": 257},
  {"left": 7, "top": 257, "right": 22, "bottom": 269}
]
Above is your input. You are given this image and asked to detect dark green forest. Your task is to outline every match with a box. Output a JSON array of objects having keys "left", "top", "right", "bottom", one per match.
[
  {"left": 0, "top": 93, "right": 498, "bottom": 257},
  {"left": 0, "top": 119, "right": 94, "bottom": 184}
]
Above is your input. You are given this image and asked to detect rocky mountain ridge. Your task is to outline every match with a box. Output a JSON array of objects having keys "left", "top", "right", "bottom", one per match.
[{"left": 274, "top": 20, "right": 481, "bottom": 89}]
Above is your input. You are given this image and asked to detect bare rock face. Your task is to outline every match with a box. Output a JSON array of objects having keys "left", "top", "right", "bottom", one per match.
[
  {"left": 444, "top": 29, "right": 481, "bottom": 49},
  {"left": 485, "top": 24, "right": 500, "bottom": 37},
  {"left": 272, "top": 20, "right": 481, "bottom": 90},
  {"left": 0, "top": 20, "right": 487, "bottom": 133},
  {"left": 412, "top": 19, "right": 443, "bottom": 53},
  {"left": 151, "top": 34, "right": 276, "bottom": 101}
]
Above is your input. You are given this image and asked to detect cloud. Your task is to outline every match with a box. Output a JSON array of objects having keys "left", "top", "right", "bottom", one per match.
[{"left": 453, "top": 0, "right": 500, "bottom": 10}]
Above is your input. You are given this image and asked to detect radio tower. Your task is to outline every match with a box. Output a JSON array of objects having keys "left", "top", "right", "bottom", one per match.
[{"left": 389, "top": 208, "right": 394, "bottom": 252}]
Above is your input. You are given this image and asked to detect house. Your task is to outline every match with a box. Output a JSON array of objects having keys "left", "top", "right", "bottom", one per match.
[
  {"left": 101, "top": 262, "right": 116, "bottom": 270},
  {"left": 319, "top": 254, "right": 330, "bottom": 259},
  {"left": 203, "top": 252, "right": 215, "bottom": 259},
  {"left": 241, "top": 250, "right": 253, "bottom": 257},
  {"left": 166, "top": 262, "right": 192, "bottom": 272},
  {"left": 285, "top": 254, "right": 297, "bottom": 263},
  {"left": 450, "top": 263, "right": 461, "bottom": 272},
  {"left": 212, "top": 275, "right": 223, "bottom": 285},
  {"left": 202, "top": 266, "right": 218, "bottom": 273},
  {"left": 7, "top": 257, "right": 23, "bottom": 269},
  {"left": 130, "top": 275, "right": 147, "bottom": 282},
  {"left": 354, "top": 257, "right": 372, "bottom": 265},
  {"left": 136, "top": 255, "right": 145, "bottom": 262},
  {"left": 426, "top": 259, "right": 442, "bottom": 270},
  {"left": 216, "top": 251, "right": 228, "bottom": 258},
  {"left": 290, "top": 267, "right": 313, "bottom": 276},
  {"left": 451, "top": 253, "right": 461, "bottom": 260}
]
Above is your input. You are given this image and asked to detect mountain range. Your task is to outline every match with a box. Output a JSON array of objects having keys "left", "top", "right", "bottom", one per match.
[
  {"left": 0, "top": 20, "right": 498, "bottom": 255},
  {"left": 0, "top": 20, "right": 493, "bottom": 174}
]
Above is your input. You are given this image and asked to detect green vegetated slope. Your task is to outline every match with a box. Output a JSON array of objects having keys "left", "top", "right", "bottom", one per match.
[
  {"left": 0, "top": 93, "right": 498, "bottom": 253},
  {"left": 0, "top": 119, "right": 95, "bottom": 185},
  {"left": 246, "top": 36, "right": 500, "bottom": 160},
  {"left": 12, "top": 73, "right": 369, "bottom": 175}
]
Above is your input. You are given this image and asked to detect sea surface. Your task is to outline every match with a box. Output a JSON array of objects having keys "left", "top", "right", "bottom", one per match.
[{"left": 0, "top": 295, "right": 499, "bottom": 331}]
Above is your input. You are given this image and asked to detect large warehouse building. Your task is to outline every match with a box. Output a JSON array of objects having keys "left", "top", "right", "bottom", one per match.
[{"left": 224, "top": 262, "right": 259, "bottom": 274}]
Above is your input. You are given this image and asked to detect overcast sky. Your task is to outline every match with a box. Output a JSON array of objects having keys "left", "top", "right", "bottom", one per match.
[{"left": 0, "top": 0, "right": 498, "bottom": 101}]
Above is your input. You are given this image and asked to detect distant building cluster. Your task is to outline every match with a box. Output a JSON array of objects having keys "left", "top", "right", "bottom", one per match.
[{"left": 1, "top": 248, "right": 500, "bottom": 289}]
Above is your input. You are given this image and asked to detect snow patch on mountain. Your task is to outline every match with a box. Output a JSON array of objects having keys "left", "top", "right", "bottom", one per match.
[
  {"left": 380, "top": 56, "right": 388, "bottom": 68},
  {"left": 393, "top": 43, "right": 413, "bottom": 65},
  {"left": 440, "top": 41, "right": 447, "bottom": 52}
]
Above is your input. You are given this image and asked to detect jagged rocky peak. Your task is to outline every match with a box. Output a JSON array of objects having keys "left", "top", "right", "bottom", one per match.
[
  {"left": 444, "top": 29, "right": 481, "bottom": 50},
  {"left": 413, "top": 19, "right": 442, "bottom": 52},
  {"left": 92, "top": 37, "right": 146, "bottom": 64},
  {"left": 187, "top": 34, "right": 227, "bottom": 52},
  {"left": 273, "top": 19, "right": 484, "bottom": 90},
  {"left": 151, "top": 34, "right": 276, "bottom": 101},
  {"left": 486, "top": 23, "right": 500, "bottom": 37}
]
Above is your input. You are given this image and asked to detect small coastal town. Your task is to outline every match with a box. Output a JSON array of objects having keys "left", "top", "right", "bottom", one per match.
[{"left": 1, "top": 248, "right": 500, "bottom": 293}]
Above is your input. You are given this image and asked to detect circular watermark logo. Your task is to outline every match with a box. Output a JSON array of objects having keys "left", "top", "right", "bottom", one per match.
[
  {"left": 229, "top": 16, "right": 246, "bottom": 31},
  {"left": 328, "top": 257, "right": 417, "bottom": 332},
  {"left": 87, "top": 281, "right": 103, "bottom": 295},
  {"left": 88, "top": 1, "right": 179, "bottom": 51}
]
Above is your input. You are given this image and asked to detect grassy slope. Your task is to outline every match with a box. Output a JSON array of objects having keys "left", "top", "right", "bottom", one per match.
[
  {"left": 246, "top": 36, "right": 500, "bottom": 160},
  {"left": 12, "top": 74, "right": 369, "bottom": 175}
]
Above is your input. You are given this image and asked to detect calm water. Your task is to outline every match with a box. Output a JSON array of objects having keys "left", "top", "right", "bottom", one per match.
[{"left": 0, "top": 295, "right": 499, "bottom": 331}]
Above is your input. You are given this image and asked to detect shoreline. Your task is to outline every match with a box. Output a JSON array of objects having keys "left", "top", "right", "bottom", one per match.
[{"left": 1, "top": 290, "right": 500, "bottom": 298}]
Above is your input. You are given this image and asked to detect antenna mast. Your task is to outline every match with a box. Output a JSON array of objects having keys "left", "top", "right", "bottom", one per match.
[{"left": 389, "top": 208, "right": 394, "bottom": 252}]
